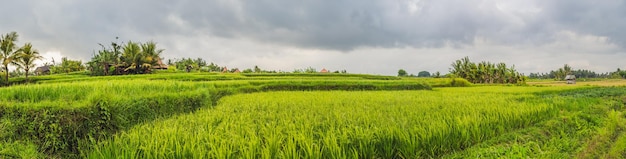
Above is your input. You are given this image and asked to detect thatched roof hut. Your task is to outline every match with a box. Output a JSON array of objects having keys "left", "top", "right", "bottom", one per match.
[
  {"left": 565, "top": 75, "right": 576, "bottom": 84},
  {"left": 35, "top": 66, "right": 51, "bottom": 75}
]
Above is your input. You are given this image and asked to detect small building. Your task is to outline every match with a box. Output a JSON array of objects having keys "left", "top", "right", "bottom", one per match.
[
  {"left": 222, "top": 67, "right": 229, "bottom": 73},
  {"left": 35, "top": 66, "right": 51, "bottom": 75},
  {"left": 565, "top": 75, "right": 576, "bottom": 84},
  {"left": 320, "top": 68, "right": 329, "bottom": 73},
  {"left": 233, "top": 68, "right": 241, "bottom": 73},
  {"left": 153, "top": 59, "right": 168, "bottom": 70}
]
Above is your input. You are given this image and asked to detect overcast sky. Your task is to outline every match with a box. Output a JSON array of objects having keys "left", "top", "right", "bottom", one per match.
[{"left": 1, "top": 0, "right": 625, "bottom": 75}]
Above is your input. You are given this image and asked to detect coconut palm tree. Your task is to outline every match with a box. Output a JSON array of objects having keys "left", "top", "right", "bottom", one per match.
[
  {"left": 122, "top": 41, "right": 143, "bottom": 74},
  {"left": 1, "top": 32, "right": 19, "bottom": 85},
  {"left": 140, "top": 41, "right": 163, "bottom": 72},
  {"left": 14, "top": 43, "right": 42, "bottom": 83}
]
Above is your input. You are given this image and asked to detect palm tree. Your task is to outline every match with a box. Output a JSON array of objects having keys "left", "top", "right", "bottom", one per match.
[
  {"left": 1, "top": 32, "right": 19, "bottom": 85},
  {"left": 14, "top": 43, "right": 42, "bottom": 83},
  {"left": 122, "top": 41, "right": 143, "bottom": 74},
  {"left": 140, "top": 41, "right": 163, "bottom": 72}
]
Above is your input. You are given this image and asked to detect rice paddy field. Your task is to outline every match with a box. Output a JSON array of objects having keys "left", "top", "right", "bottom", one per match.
[{"left": 1, "top": 72, "right": 625, "bottom": 158}]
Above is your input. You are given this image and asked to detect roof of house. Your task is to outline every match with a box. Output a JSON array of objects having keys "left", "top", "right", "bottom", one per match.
[
  {"left": 320, "top": 68, "right": 329, "bottom": 73},
  {"left": 35, "top": 65, "right": 50, "bottom": 72},
  {"left": 152, "top": 58, "right": 168, "bottom": 69},
  {"left": 565, "top": 75, "right": 576, "bottom": 80}
]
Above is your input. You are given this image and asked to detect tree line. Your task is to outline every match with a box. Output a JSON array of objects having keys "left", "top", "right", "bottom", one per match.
[
  {"left": 449, "top": 57, "right": 525, "bottom": 84},
  {"left": 397, "top": 69, "right": 438, "bottom": 77},
  {"left": 529, "top": 64, "right": 626, "bottom": 80}
]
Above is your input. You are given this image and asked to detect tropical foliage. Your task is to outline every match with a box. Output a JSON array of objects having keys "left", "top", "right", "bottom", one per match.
[
  {"left": 450, "top": 57, "right": 525, "bottom": 84},
  {"left": 0, "top": 32, "right": 44, "bottom": 85},
  {"left": 1, "top": 32, "right": 20, "bottom": 85},
  {"left": 13, "top": 43, "right": 43, "bottom": 83},
  {"left": 529, "top": 65, "right": 626, "bottom": 79},
  {"left": 87, "top": 39, "right": 164, "bottom": 76},
  {"left": 50, "top": 57, "right": 85, "bottom": 74}
]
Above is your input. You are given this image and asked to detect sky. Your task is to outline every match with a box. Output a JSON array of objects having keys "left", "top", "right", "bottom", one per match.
[{"left": 1, "top": 0, "right": 625, "bottom": 75}]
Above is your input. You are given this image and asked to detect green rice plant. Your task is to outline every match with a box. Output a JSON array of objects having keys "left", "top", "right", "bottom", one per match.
[
  {"left": 84, "top": 86, "right": 565, "bottom": 158},
  {"left": 0, "top": 140, "right": 43, "bottom": 159}
]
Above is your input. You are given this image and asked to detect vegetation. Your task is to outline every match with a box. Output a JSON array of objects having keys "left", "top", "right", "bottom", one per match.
[
  {"left": 84, "top": 86, "right": 626, "bottom": 158},
  {"left": 1, "top": 73, "right": 449, "bottom": 157},
  {"left": 13, "top": 43, "right": 42, "bottom": 83},
  {"left": 84, "top": 87, "right": 559, "bottom": 158},
  {"left": 1, "top": 32, "right": 625, "bottom": 158},
  {"left": 51, "top": 57, "right": 85, "bottom": 75},
  {"left": 417, "top": 71, "right": 431, "bottom": 77},
  {"left": 1, "top": 32, "right": 45, "bottom": 86},
  {"left": 450, "top": 57, "right": 525, "bottom": 84},
  {"left": 87, "top": 39, "right": 164, "bottom": 76},
  {"left": 529, "top": 64, "right": 626, "bottom": 80},
  {"left": 1, "top": 32, "right": 21, "bottom": 85},
  {"left": 397, "top": 69, "right": 407, "bottom": 76}
]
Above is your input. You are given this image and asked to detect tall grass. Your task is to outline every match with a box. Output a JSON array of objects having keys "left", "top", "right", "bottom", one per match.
[
  {"left": 85, "top": 87, "right": 564, "bottom": 158},
  {"left": 1, "top": 74, "right": 447, "bottom": 157}
]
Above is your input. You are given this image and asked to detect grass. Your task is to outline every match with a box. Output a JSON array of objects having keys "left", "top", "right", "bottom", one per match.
[
  {"left": 85, "top": 87, "right": 573, "bottom": 158},
  {"left": 1, "top": 72, "right": 447, "bottom": 157},
  {"left": 0, "top": 141, "right": 42, "bottom": 159},
  {"left": 1, "top": 72, "right": 625, "bottom": 158},
  {"left": 442, "top": 86, "right": 626, "bottom": 158}
]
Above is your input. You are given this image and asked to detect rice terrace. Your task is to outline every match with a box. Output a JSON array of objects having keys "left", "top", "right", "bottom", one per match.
[
  {"left": 1, "top": 43, "right": 626, "bottom": 159},
  {"left": 2, "top": 70, "right": 626, "bottom": 159},
  {"left": 2, "top": 2, "right": 626, "bottom": 157}
]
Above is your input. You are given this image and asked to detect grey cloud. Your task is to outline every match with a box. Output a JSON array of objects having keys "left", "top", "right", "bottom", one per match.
[
  {"left": 5, "top": 0, "right": 625, "bottom": 51},
  {"left": 1, "top": 0, "right": 626, "bottom": 74}
]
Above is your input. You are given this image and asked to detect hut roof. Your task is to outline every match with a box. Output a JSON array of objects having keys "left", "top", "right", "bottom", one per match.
[
  {"left": 35, "top": 65, "right": 50, "bottom": 72},
  {"left": 565, "top": 75, "right": 576, "bottom": 80},
  {"left": 320, "top": 68, "right": 329, "bottom": 73},
  {"left": 153, "top": 59, "right": 168, "bottom": 69}
]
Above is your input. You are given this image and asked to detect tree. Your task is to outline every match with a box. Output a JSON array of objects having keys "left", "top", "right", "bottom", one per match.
[
  {"left": 304, "top": 67, "right": 316, "bottom": 73},
  {"left": 122, "top": 41, "right": 143, "bottom": 74},
  {"left": 450, "top": 57, "right": 524, "bottom": 84},
  {"left": 14, "top": 43, "right": 42, "bottom": 83},
  {"left": 417, "top": 71, "right": 431, "bottom": 77},
  {"left": 88, "top": 47, "right": 116, "bottom": 76},
  {"left": 139, "top": 41, "right": 164, "bottom": 73},
  {"left": 397, "top": 69, "right": 408, "bottom": 77},
  {"left": 254, "top": 65, "right": 261, "bottom": 73},
  {"left": 53, "top": 57, "right": 85, "bottom": 74},
  {"left": 1, "top": 32, "right": 19, "bottom": 85},
  {"left": 563, "top": 64, "right": 572, "bottom": 75},
  {"left": 243, "top": 68, "right": 253, "bottom": 73},
  {"left": 88, "top": 39, "right": 164, "bottom": 75},
  {"left": 433, "top": 71, "right": 441, "bottom": 78}
]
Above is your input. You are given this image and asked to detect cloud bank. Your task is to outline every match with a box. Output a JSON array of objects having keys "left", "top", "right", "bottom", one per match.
[{"left": 1, "top": 0, "right": 625, "bottom": 75}]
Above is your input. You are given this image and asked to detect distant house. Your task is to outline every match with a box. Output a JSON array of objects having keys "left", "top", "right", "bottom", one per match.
[
  {"left": 233, "top": 68, "right": 241, "bottom": 73},
  {"left": 35, "top": 66, "right": 51, "bottom": 75},
  {"left": 152, "top": 58, "right": 168, "bottom": 70},
  {"left": 565, "top": 75, "right": 576, "bottom": 84},
  {"left": 222, "top": 67, "right": 229, "bottom": 73},
  {"left": 320, "top": 68, "right": 329, "bottom": 73}
]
